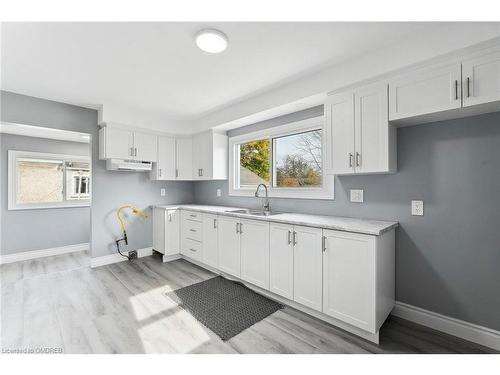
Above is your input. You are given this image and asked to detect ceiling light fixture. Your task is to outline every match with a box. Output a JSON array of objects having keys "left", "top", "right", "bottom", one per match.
[{"left": 195, "top": 29, "right": 228, "bottom": 53}]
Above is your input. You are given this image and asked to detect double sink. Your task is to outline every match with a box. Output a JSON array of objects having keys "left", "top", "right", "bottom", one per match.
[{"left": 225, "top": 208, "right": 280, "bottom": 217}]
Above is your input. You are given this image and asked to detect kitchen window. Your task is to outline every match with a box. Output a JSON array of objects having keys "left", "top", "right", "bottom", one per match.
[
  {"left": 8, "top": 150, "right": 91, "bottom": 210},
  {"left": 229, "top": 116, "right": 334, "bottom": 199}
]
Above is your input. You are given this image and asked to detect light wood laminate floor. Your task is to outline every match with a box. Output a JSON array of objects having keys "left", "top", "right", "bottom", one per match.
[{"left": 1, "top": 251, "right": 496, "bottom": 354}]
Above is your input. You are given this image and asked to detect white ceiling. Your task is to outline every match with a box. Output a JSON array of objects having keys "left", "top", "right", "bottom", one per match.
[{"left": 0, "top": 22, "right": 461, "bottom": 123}]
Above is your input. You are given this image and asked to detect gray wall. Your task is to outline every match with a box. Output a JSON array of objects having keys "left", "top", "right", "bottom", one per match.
[
  {"left": 0, "top": 134, "right": 91, "bottom": 254},
  {"left": 193, "top": 111, "right": 500, "bottom": 331},
  {"left": 0, "top": 91, "right": 194, "bottom": 258}
]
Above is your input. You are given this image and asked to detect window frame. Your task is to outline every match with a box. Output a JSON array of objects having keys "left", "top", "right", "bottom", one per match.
[
  {"left": 228, "top": 116, "right": 334, "bottom": 200},
  {"left": 8, "top": 150, "right": 91, "bottom": 210}
]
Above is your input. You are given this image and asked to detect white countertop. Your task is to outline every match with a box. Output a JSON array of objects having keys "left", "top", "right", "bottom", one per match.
[{"left": 154, "top": 204, "right": 398, "bottom": 236}]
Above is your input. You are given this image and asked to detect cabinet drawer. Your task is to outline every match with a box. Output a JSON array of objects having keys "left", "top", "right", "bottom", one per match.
[
  {"left": 182, "top": 238, "right": 202, "bottom": 262},
  {"left": 181, "top": 210, "right": 202, "bottom": 222},
  {"left": 182, "top": 219, "right": 203, "bottom": 242}
]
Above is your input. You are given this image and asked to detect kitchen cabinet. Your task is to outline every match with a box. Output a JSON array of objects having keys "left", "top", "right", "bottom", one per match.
[
  {"left": 180, "top": 210, "right": 203, "bottom": 261},
  {"left": 152, "top": 208, "right": 179, "bottom": 256},
  {"left": 322, "top": 229, "right": 395, "bottom": 333},
  {"left": 175, "top": 137, "right": 193, "bottom": 180},
  {"left": 202, "top": 213, "right": 219, "bottom": 268},
  {"left": 389, "top": 62, "right": 462, "bottom": 121},
  {"left": 293, "top": 225, "right": 323, "bottom": 311},
  {"left": 325, "top": 82, "right": 396, "bottom": 175},
  {"left": 192, "top": 130, "right": 228, "bottom": 180},
  {"left": 240, "top": 218, "right": 270, "bottom": 290},
  {"left": 151, "top": 136, "right": 176, "bottom": 180},
  {"left": 462, "top": 50, "right": 500, "bottom": 107},
  {"left": 217, "top": 215, "right": 241, "bottom": 277},
  {"left": 269, "top": 223, "right": 294, "bottom": 300},
  {"left": 99, "top": 126, "right": 157, "bottom": 162}
]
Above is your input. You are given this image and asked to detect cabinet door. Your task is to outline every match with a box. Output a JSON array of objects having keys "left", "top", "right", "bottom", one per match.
[
  {"left": 269, "top": 223, "right": 294, "bottom": 300},
  {"left": 293, "top": 226, "right": 323, "bottom": 311},
  {"left": 104, "top": 127, "right": 134, "bottom": 159},
  {"left": 165, "top": 209, "right": 180, "bottom": 256},
  {"left": 462, "top": 51, "right": 500, "bottom": 107},
  {"left": 133, "top": 132, "right": 157, "bottom": 162},
  {"left": 324, "top": 91, "right": 355, "bottom": 175},
  {"left": 354, "top": 82, "right": 394, "bottom": 174},
  {"left": 191, "top": 133, "right": 203, "bottom": 180},
  {"left": 240, "top": 219, "right": 270, "bottom": 290},
  {"left": 389, "top": 63, "right": 462, "bottom": 120},
  {"left": 202, "top": 214, "right": 219, "bottom": 268},
  {"left": 175, "top": 138, "right": 193, "bottom": 180},
  {"left": 323, "top": 229, "right": 376, "bottom": 332},
  {"left": 217, "top": 216, "right": 241, "bottom": 277},
  {"left": 156, "top": 136, "right": 176, "bottom": 180},
  {"left": 152, "top": 208, "right": 166, "bottom": 254}
]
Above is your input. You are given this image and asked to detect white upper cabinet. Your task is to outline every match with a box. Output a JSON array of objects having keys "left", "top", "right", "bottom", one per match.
[
  {"left": 462, "top": 50, "right": 500, "bottom": 107},
  {"left": 324, "top": 91, "right": 355, "bottom": 175},
  {"left": 293, "top": 225, "right": 323, "bottom": 311},
  {"left": 355, "top": 83, "right": 396, "bottom": 174},
  {"left": 389, "top": 62, "right": 462, "bottom": 121},
  {"left": 152, "top": 136, "right": 176, "bottom": 180},
  {"left": 175, "top": 137, "right": 193, "bottom": 180},
  {"left": 192, "top": 130, "right": 228, "bottom": 180},
  {"left": 325, "top": 82, "right": 396, "bottom": 175},
  {"left": 240, "top": 219, "right": 270, "bottom": 290},
  {"left": 99, "top": 127, "right": 133, "bottom": 160},
  {"left": 133, "top": 131, "right": 158, "bottom": 162},
  {"left": 99, "top": 127, "right": 157, "bottom": 162}
]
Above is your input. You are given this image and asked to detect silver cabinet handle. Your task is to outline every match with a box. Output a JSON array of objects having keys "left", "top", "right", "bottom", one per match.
[
  {"left": 355, "top": 152, "right": 361, "bottom": 167},
  {"left": 134, "top": 147, "right": 137, "bottom": 157},
  {"left": 349, "top": 153, "right": 353, "bottom": 168},
  {"left": 189, "top": 214, "right": 197, "bottom": 218},
  {"left": 130, "top": 147, "right": 133, "bottom": 157},
  {"left": 189, "top": 229, "right": 196, "bottom": 232},
  {"left": 189, "top": 248, "right": 196, "bottom": 252},
  {"left": 175, "top": 169, "right": 179, "bottom": 178},
  {"left": 455, "top": 79, "right": 458, "bottom": 100},
  {"left": 322, "top": 236, "right": 326, "bottom": 252},
  {"left": 159, "top": 168, "right": 162, "bottom": 177},
  {"left": 213, "top": 218, "right": 217, "bottom": 229},
  {"left": 168, "top": 214, "right": 172, "bottom": 222},
  {"left": 236, "top": 222, "right": 239, "bottom": 233},
  {"left": 466, "top": 77, "right": 470, "bottom": 98},
  {"left": 200, "top": 168, "right": 203, "bottom": 176},
  {"left": 239, "top": 223, "right": 243, "bottom": 234},
  {"left": 287, "top": 230, "right": 292, "bottom": 245},
  {"left": 293, "top": 231, "right": 297, "bottom": 245}
]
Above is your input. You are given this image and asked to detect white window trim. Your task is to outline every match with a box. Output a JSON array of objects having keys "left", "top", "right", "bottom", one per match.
[
  {"left": 228, "top": 116, "right": 334, "bottom": 200},
  {"left": 8, "top": 150, "right": 91, "bottom": 210}
]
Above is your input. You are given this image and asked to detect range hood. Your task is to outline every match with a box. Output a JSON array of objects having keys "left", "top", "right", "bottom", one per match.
[{"left": 106, "top": 159, "right": 152, "bottom": 172}]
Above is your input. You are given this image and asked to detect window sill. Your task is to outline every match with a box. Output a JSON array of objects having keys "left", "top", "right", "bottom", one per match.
[
  {"left": 228, "top": 189, "right": 334, "bottom": 200},
  {"left": 8, "top": 202, "right": 91, "bottom": 210}
]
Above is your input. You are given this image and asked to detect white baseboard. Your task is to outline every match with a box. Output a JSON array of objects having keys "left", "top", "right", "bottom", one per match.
[
  {"left": 392, "top": 301, "right": 500, "bottom": 351},
  {"left": 0, "top": 243, "right": 89, "bottom": 264},
  {"left": 90, "top": 247, "right": 153, "bottom": 268},
  {"left": 162, "top": 253, "right": 182, "bottom": 263}
]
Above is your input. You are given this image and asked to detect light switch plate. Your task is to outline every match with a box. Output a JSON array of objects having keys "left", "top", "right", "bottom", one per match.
[
  {"left": 216, "top": 188, "right": 222, "bottom": 197},
  {"left": 160, "top": 188, "right": 166, "bottom": 197},
  {"left": 411, "top": 200, "right": 424, "bottom": 216},
  {"left": 350, "top": 189, "right": 364, "bottom": 203}
]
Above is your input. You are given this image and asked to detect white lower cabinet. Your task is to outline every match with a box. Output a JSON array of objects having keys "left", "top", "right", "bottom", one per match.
[
  {"left": 269, "top": 223, "right": 294, "bottom": 300},
  {"left": 322, "top": 229, "right": 395, "bottom": 333},
  {"left": 217, "top": 215, "right": 241, "bottom": 277},
  {"left": 293, "top": 225, "right": 323, "bottom": 311},
  {"left": 240, "top": 219, "right": 270, "bottom": 290},
  {"left": 152, "top": 208, "right": 179, "bottom": 256},
  {"left": 202, "top": 214, "right": 219, "bottom": 268}
]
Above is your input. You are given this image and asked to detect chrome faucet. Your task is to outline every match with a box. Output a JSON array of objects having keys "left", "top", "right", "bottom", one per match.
[{"left": 255, "top": 184, "right": 270, "bottom": 212}]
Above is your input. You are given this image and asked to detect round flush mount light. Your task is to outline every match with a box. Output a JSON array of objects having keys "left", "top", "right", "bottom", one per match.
[{"left": 195, "top": 29, "right": 228, "bottom": 53}]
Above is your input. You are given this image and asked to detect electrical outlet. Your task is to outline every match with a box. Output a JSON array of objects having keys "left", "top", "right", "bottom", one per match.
[
  {"left": 160, "top": 188, "right": 166, "bottom": 197},
  {"left": 350, "top": 189, "right": 364, "bottom": 203},
  {"left": 216, "top": 188, "right": 222, "bottom": 197},
  {"left": 411, "top": 200, "right": 424, "bottom": 216}
]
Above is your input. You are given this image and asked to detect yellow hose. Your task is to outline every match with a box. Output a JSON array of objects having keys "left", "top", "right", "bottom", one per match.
[{"left": 116, "top": 205, "right": 148, "bottom": 233}]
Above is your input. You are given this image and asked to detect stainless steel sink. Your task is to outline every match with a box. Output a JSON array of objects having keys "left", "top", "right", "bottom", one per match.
[{"left": 225, "top": 209, "right": 279, "bottom": 216}]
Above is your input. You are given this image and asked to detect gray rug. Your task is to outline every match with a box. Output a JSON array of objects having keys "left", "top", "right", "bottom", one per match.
[{"left": 166, "top": 276, "right": 284, "bottom": 340}]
